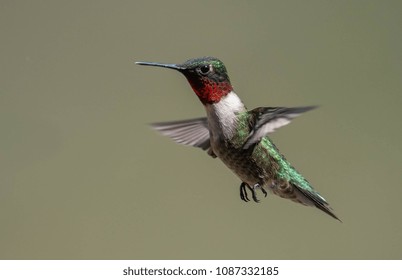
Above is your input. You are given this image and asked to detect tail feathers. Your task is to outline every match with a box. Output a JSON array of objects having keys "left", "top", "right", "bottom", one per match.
[{"left": 292, "top": 183, "right": 342, "bottom": 222}]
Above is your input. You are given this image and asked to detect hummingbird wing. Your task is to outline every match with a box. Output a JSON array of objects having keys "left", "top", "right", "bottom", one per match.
[
  {"left": 151, "top": 117, "right": 212, "bottom": 152},
  {"left": 243, "top": 106, "right": 317, "bottom": 149}
]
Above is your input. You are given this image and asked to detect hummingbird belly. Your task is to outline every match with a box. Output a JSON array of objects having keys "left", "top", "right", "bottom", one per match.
[{"left": 211, "top": 138, "right": 278, "bottom": 189}]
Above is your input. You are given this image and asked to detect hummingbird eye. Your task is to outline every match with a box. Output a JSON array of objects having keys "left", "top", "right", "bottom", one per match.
[{"left": 199, "top": 64, "right": 211, "bottom": 75}]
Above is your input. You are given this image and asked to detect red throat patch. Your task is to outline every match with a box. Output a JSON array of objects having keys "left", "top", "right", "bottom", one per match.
[{"left": 188, "top": 79, "right": 233, "bottom": 104}]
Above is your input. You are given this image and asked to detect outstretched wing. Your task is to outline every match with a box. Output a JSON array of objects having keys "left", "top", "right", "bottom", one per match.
[
  {"left": 243, "top": 106, "right": 317, "bottom": 149},
  {"left": 151, "top": 117, "right": 212, "bottom": 152}
]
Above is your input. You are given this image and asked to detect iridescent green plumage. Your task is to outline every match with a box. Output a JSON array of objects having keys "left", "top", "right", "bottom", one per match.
[
  {"left": 136, "top": 57, "right": 340, "bottom": 221},
  {"left": 229, "top": 110, "right": 339, "bottom": 220}
]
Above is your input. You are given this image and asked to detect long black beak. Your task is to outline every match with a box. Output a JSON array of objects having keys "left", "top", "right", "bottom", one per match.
[{"left": 135, "top": 61, "right": 185, "bottom": 71}]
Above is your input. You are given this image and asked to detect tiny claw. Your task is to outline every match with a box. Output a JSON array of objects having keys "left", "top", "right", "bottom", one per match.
[
  {"left": 261, "top": 187, "right": 268, "bottom": 197},
  {"left": 247, "top": 184, "right": 260, "bottom": 203},
  {"left": 240, "top": 182, "right": 250, "bottom": 202}
]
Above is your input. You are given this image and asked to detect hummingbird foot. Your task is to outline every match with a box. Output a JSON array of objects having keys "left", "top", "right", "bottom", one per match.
[
  {"left": 247, "top": 183, "right": 260, "bottom": 202},
  {"left": 240, "top": 182, "right": 250, "bottom": 202},
  {"left": 261, "top": 186, "right": 268, "bottom": 197},
  {"left": 240, "top": 183, "right": 267, "bottom": 203},
  {"left": 249, "top": 183, "right": 264, "bottom": 202}
]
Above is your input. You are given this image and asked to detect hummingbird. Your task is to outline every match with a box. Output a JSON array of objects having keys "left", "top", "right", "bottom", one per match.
[{"left": 136, "top": 57, "right": 340, "bottom": 221}]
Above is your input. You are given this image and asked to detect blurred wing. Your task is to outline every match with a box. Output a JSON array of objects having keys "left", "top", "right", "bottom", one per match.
[
  {"left": 243, "top": 106, "right": 317, "bottom": 149},
  {"left": 151, "top": 117, "right": 211, "bottom": 151}
]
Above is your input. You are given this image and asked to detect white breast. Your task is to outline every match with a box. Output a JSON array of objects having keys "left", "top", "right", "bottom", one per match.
[{"left": 205, "top": 91, "right": 246, "bottom": 141}]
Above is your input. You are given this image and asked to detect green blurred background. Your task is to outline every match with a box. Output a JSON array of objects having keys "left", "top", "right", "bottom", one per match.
[{"left": 1, "top": 0, "right": 401, "bottom": 259}]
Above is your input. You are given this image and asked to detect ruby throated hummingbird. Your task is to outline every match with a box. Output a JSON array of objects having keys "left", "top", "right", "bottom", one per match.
[{"left": 136, "top": 57, "right": 340, "bottom": 221}]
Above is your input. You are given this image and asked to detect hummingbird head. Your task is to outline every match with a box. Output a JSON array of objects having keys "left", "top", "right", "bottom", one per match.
[{"left": 136, "top": 57, "right": 233, "bottom": 104}]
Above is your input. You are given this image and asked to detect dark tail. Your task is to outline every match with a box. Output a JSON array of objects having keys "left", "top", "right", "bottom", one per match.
[{"left": 293, "top": 183, "right": 342, "bottom": 222}]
